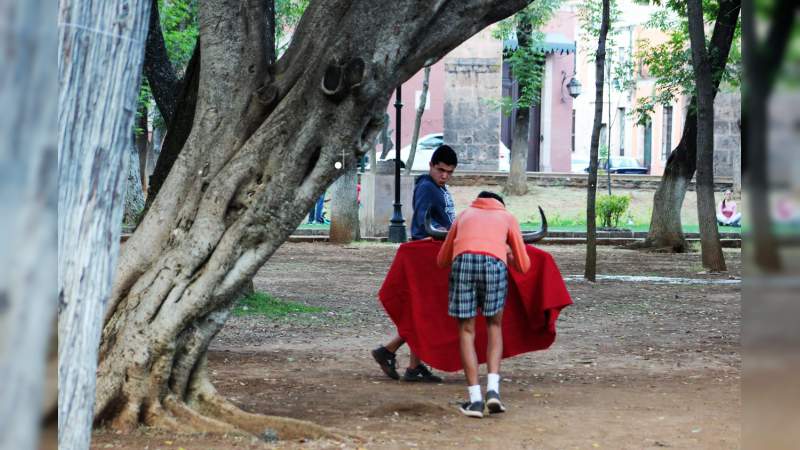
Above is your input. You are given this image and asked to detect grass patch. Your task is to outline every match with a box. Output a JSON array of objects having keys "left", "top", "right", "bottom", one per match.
[
  {"left": 520, "top": 220, "right": 742, "bottom": 234},
  {"left": 234, "top": 292, "right": 324, "bottom": 318}
]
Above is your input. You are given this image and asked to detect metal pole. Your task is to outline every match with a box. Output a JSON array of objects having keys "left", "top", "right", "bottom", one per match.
[
  {"left": 388, "top": 85, "right": 407, "bottom": 242},
  {"left": 606, "top": 47, "right": 612, "bottom": 196}
]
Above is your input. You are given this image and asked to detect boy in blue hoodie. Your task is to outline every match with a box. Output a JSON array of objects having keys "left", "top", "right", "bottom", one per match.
[{"left": 372, "top": 145, "right": 458, "bottom": 382}]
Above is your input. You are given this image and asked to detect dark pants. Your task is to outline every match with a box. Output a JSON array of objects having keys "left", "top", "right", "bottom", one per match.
[{"left": 307, "top": 194, "right": 325, "bottom": 223}]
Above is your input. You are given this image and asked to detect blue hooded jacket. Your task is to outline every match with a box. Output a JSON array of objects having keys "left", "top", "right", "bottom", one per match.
[{"left": 410, "top": 174, "right": 456, "bottom": 240}]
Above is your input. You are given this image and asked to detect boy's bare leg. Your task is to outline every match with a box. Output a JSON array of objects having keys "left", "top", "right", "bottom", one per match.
[
  {"left": 383, "top": 335, "right": 405, "bottom": 353},
  {"left": 458, "top": 318, "right": 479, "bottom": 386},
  {"left": 382, "top": 336, "right": 420, "bottom": 368},
  {"left": 485, "top": 311, "right": 506, "bottom": 413},
  {"left": 486, "top": 311, "right": 504, "bottom": 375},
  {"left": 408, "top": 352, "right": 421, "bottom": 369}
]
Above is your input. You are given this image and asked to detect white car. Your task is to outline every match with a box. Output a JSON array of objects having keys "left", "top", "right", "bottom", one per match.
[
  {"left": 498, "top": 141, "right": 510, "bottom": 172},
  {"left": 382, "top": 133, "right": 511, "bottom": 172},
  {"left": 571, "top": 157, "right": 589, "bottom": 173},
  {"left": 380, "top": 133, "right": 444, "bottom": 172}
]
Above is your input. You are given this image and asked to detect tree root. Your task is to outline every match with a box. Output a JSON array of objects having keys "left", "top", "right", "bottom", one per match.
[
  {"left": 190, "top": 386, "right": 360, "bottom": 442},
  {"left": 161, "top": 396, "right": 239, "bottom": 434}
]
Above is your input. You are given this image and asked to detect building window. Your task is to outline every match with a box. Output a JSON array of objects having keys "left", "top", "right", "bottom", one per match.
[
  {"left": 618, "top": 107, "right": 626, "bottom": 156},
  {"left": 662, "top": 105, "right": 673, "bottom": 160},
  {"left": 571, "top": 109, "right": 576, "bottom": 152}
]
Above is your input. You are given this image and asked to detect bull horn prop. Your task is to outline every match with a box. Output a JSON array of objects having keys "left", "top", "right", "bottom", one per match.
[
  {"left": 522, "top": 206, "right": 548, "bottom": 243},
  {"left": 424, "top": 208, "right": 449, "bottom": 240}
]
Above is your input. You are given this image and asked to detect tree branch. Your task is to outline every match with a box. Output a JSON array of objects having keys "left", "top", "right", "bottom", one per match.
[{"left": 143, "top": 0, "right": 180, "bottom": 126}]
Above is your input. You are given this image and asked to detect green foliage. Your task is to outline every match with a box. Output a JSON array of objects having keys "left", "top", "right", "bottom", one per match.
[
  {"left": 234, "top": 292, "right": 324, "bottom": 318},
  {"left": 578, "top": 0, "right": 637, "bottom": 101},
  {"left": 632, "top": 0, "right": 741, "bottom": 125},
  {"left": 596, "top": 194, "right": 631, "bottom": 228},
  {"left": 578, "top": 0, "right": 622, "bottom": 48},
  {"left": 275, "top": 0, "right": 310, "bottom": 56},
  {"left": 159, "top": 0, "right": 199, "bottom": 72},
  {"left": 490, "top": 0, "right": 562, "bottom": 112}
]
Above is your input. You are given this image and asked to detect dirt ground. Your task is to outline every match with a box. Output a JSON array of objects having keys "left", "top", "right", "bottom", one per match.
[{"left": 92, "top": 243, "right": 741, "bottom": 450}]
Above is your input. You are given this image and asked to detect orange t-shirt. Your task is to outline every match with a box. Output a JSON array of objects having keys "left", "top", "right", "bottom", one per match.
[{"left": 436, "top": 198, "right": 531, "bottom": 273}]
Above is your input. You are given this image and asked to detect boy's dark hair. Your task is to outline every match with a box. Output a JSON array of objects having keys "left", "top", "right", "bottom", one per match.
[
  {"left": 431, "top": 145, "right": 458, "bottom": 166},
  {"left": 478, "top": 190, "right": 505, "bottom": 205}
]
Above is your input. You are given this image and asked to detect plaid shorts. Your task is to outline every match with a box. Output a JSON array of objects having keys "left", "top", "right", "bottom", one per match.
[{"left": 448, "top": 253, "right": 508, "bottom": 319}]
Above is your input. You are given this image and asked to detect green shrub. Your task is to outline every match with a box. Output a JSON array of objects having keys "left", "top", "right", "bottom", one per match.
[{"left": 596, "top": 194, "right": 631, "bottom": 228}]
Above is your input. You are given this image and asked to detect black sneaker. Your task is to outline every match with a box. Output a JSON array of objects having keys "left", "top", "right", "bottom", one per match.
[
  {"left": 371, "top": 346, "right": 399, "bottom": 380},
  {"left": 486, "top": 390, "right": 506, "bottom": 414},
  {"left": 402, "top": 364, "right": 443, "bottom": 383},
  {"left": 459, "top": 401, "right": 484, "bottom": 418}
]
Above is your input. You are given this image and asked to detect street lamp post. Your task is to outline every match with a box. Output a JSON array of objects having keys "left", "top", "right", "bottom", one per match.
[{"left": 388, "top": 85, "right": 407, "bottom": 243}]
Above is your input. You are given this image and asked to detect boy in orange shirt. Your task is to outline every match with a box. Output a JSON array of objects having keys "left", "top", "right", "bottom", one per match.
[{"left": 437, "top": 191, "right": 530, "bottom": 418}]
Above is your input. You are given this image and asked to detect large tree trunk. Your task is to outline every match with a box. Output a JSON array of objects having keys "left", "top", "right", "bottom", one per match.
[
  {"left": 643, "top": 0, "right": 740, "bottom": 251},
  {"left": 0, "top": 1, "right": 57, "bottom": 449},
  {"left": 330, "top": 164, "right": 360, "bottom": 244},
  {"left": 687, "top": 0, "right": 726, "bottom": 271},
  {"left": 95, "top": 0, "right": 530, "bottom": 439},
  {"left": 405, "top": 65, "right": 431, "bottom": 175},
  {"left": 742, "top": 0, "right": 795, "bottom": 272},
  {"left": 58, "top": 0, "right": 151, "bottom": 449},
  {"left": 584, "top": 0, "right": 610, "bottom": 282}
]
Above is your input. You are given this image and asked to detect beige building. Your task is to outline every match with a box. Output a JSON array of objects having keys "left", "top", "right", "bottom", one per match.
[{"left": 572, "top": 0, "right": 739, "bottom": 179}]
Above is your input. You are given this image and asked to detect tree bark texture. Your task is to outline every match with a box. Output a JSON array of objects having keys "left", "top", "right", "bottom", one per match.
[
  {"left": 405, "top": 65, "right": 431, "bottom": 175},
  {"left": 584, "top": 0, "right": 610, "bottom": 282},
  {"left": 505, "top": 19, "right": 534, "bottom": 196},
  {"left": 58, "top": 0, "right": 151, "bottom": 448},
  {"left": 97, "top": 0, "right": 532, "bottom": 437},
  {"left": 742, "top": 0, "right": 795, "bottom": 271},
  {"left": 329, "top": 164, "right": 360, "bottom": 244},
  {"left": 644, "top": 0, "right": 740, "bottom": 251},
  {"left": 687, "top": 0, "right": 726, "bottom": 271},
  {"left": 0, "top": 1, "right": 57, "bottom": 449}
]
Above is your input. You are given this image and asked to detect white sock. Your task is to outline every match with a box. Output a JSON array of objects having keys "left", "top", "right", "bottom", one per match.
[
  {"left": 487, "top": 373, "right": 500, "bottom": 393},
  {"left": 468, "top": 385, "right": 482, "bottom": 403}
]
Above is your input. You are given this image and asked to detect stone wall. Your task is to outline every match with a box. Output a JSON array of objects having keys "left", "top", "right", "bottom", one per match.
[
  {"left": 713, "top": 91, "right": 741, "bottom": 190},
  {"left": 442, "top": 27, "right": 503, "bottom": 171},
  {"left": 443, "top": 58, "right": 502, "bottom": 171}
]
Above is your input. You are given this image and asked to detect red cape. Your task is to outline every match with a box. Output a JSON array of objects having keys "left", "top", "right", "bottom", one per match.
[{"left": 378, "top": 239, "right": 573, "bottom": 372}]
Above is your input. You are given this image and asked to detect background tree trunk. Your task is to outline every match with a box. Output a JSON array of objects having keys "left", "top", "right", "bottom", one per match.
[
  {"left": 644, "top": 0, "right": 740, "bottom": 251},
  {"left": 96, "top": 0, "right": 530, "bottom": 437},
  {"left": 405, "top": 65, "right": 431, "bottom": 175},
  {"left": 138, "top": 105, "right": 150, "bottom": 196},
  {"left": 505, "top": 19, "right": 534, "bottom": 196},
  {"left": 687, "top": 0, "right": 726, "bottom": 271},
  {"left": 506, "top": 107, "right": 531, "bottom": 195},
  {"left": 0, "top": 1, "right": 57, "bottom": 449},
  {"left": 123, "top": 143, "right": 146, "bottom": 227},
  {"left": 58, "top": 0, "right": 151, "bottom": 449},
  {"left": 585, "top": 0, "right": 610, "bottom": 282},
  {"left": 144, "top": 44, "right": 200, "bottom": 210},
  {"left": 330, "top": 164, "right": 360, "bottom": 244}
]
